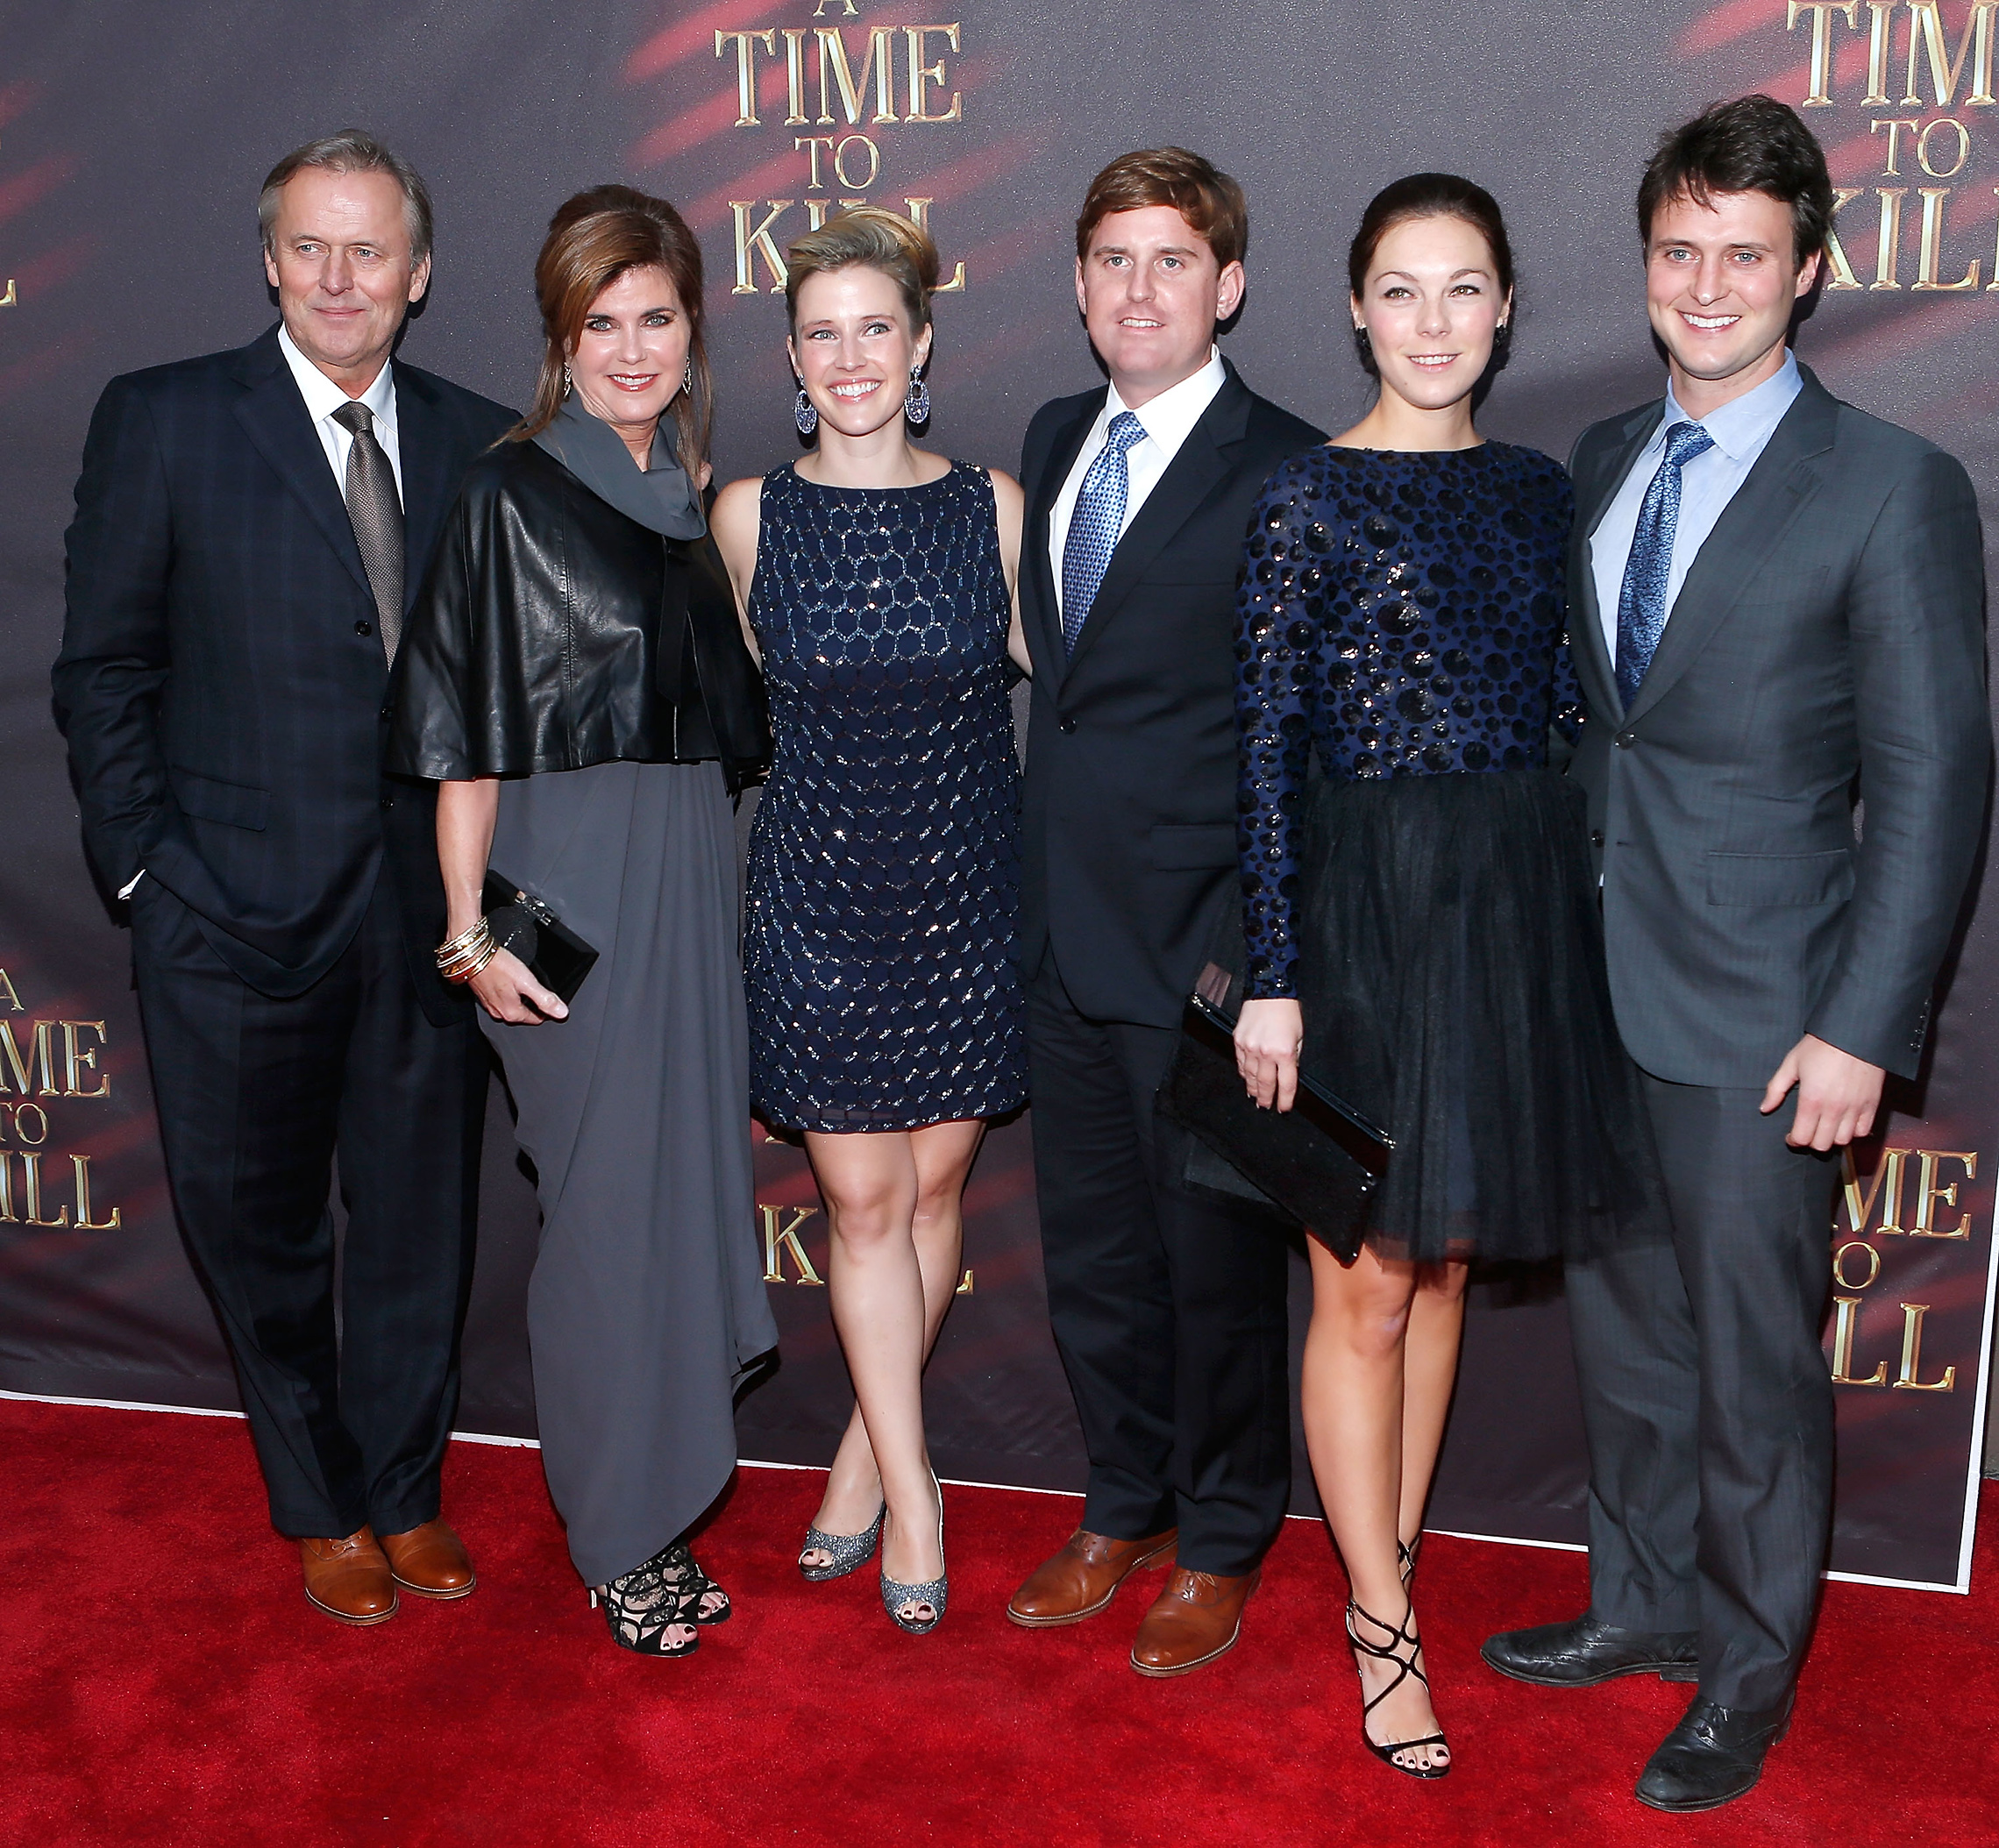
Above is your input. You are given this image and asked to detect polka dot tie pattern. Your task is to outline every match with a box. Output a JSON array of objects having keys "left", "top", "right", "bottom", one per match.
[
  {"left": 1233, "top": 442, "right": 1583, "bottom": 999},
  {"left": 743, "top": 462, "right": 1028, "bottom": 1134},
  {"left": 1058, "top": 410, "right": 1148, "bottom": 653}
]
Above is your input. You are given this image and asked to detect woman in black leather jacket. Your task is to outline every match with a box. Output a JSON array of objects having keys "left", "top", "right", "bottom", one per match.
[{"left": 388, "top": 186, "right": 777, "bottom": 1658}]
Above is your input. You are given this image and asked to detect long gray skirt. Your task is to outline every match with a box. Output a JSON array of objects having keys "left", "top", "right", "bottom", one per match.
[{"left": 482, "top": 757, "right": 778, "bottom": 1587}]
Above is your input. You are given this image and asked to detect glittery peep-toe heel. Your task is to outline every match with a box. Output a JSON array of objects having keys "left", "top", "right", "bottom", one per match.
[
  {"left": 880, "top": 1475, "right": 947, "bottom": 1635},
  {"left": 799, "top": 1504, "right": 886, "bottom": 1582}
]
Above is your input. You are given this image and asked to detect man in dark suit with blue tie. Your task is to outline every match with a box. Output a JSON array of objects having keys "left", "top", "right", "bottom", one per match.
[
  {"left": 53, "top": 132, "right": 514, "bottom": 1625},
  {"left": 1482, "top": 98, "right": 1988, "bottom": 1810},
  {"left": 1003, "top": 150, "right": 1322, "bottom": 1675}
]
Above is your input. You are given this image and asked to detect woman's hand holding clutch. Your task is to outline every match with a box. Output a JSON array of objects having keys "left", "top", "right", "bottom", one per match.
[
  {"left": 1234, "top": 997, "right": 1304, "bottom": 1112},
  {"left": 470, "top": 945, "right": 569, "bottom": 1025}
]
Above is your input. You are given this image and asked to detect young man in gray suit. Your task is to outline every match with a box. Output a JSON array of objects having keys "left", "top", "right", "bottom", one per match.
[{"left": 1482, "top": 97, "right": 1988, "bottom": 1811}]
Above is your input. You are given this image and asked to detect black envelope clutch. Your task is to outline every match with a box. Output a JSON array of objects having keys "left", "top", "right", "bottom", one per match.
[
  {"left": 482, "top": 871, "right": 599, "bottom": 1006},
  {"left": 1158, "top": 911, "right": 1391, "bottom": 1263}
]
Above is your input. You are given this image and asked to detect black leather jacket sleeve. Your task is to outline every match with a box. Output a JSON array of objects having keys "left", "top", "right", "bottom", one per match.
[{"left": 387, "top": 439, "right": 770, "bottom": 793}]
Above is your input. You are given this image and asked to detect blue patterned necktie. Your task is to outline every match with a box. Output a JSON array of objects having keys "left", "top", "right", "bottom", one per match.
[
  {"left": 1060, "top": 410, "right": 1148, "bottom": 653},
  {"left": 1613, "top": 419, "right": 1715, "bottom": 709}
]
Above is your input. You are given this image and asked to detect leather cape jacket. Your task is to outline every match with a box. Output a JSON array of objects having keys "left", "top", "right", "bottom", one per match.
[{"left": 387, "top": 439, "right": 771, "bottom": 794}]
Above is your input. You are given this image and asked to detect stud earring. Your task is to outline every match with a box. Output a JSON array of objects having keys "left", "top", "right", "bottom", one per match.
[
  {"left": 903, "top": 365, "right": 930, "bottom": 424},
  {"left": 794, "top": 383, "right": 818, "bottom": 437}
]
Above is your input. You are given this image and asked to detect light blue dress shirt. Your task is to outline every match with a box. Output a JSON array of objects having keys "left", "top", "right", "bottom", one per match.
[{"left": 1588, "top": 350, "right": 1803, "bottom": 661}]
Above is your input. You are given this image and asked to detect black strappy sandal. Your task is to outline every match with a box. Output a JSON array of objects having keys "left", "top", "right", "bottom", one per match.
[
  {"left": 1398, "top": 1537, "right": 1422, "bottom": 1589},
  {"left": 592, "top": 1544, "right": 704, "bottom": 1657},
  {"left": 1347, "top": 1596, "right": 1451, "bottom": 1780},
  {"left": 668, "top": 1543, "right": 731, "bottom": 1626}
]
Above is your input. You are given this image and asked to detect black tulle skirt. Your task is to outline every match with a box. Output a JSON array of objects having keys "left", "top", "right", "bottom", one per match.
[{"left": 1291, "top": 766, "right": 1660, "bottom": 1264}]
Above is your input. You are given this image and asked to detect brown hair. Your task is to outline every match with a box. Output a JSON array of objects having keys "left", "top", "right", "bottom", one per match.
[
  {"left": 783, "top": 205, "right": 940, "bottom": 333},
  {"left": 1074, "top": 147, "right": 1248, "bottom": 269},
  {"left": 509, "top": 183, "right": 712, "bottom": 465},
  {"left": 259, "top": 128, "right": 433, "bottom": 260},
  {"left": 1637, "top": 95, "right": 1834, "bottom": 267}
]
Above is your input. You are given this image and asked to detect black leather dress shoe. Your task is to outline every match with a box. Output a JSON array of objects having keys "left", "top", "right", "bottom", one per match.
[
  {"left": 1635, "top": 1693, "right": 1793, "bottom": 1812},
  {"left": 1480, "top": 1612, "right": 1699, "bottom": 1687}
]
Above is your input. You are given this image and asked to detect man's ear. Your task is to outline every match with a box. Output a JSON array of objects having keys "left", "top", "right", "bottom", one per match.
[
  {"left": 1793, "top": 246, "right": 1822, "bottom": 301},
  {"left": 408, "top": 252, "right": 432, "bottom": 304},
  {"left": 1215, "top": 259, "right": 1245, "bottom": 322},
  {"left": 1073, "top": 255, "right": 1088, "bottom": 319}
]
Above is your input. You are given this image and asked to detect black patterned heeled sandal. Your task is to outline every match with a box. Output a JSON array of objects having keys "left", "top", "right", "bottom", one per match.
[
  {"left": 1398, "top": 1536, "right": 1422, "bottom": 1590},
  {"left": 1347, "top": 1596, "right": 1451, "bottom": 1780},
  {"left": 591, "top": 1545, "right": 701, "bottom": 1657},
  {"left": 665, "top": 1542, "right": 731, "bottom": 1625}
]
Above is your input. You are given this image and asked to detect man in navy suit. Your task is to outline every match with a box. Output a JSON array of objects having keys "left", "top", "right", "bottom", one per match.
[{"left": 53, "top": 132, "right": 515, "bottom": 1625}]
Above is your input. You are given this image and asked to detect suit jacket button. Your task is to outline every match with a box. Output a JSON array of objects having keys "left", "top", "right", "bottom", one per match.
[
  {"left": 380, "top": 794, "right": 394, "bottom": 811},
  {"left": 355, "top": 620, "right": 373, "bottom": 636},
  {"left": 379, "top": 706, "right": 394, "bottom": 722},
  {"left": 1058, "top": 717, "right": 1076, "bottom": 735},
  {"left": 1615, "top": 731, "right": 1635, "bottom": 749},
  {"left": 1590, "top": 828, "right": 1604, "bottom": 848}
]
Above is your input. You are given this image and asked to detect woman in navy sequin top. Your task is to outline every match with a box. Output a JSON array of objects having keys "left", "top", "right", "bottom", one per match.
[
  {"left": 713, "top": 209, "right": 1028, "bottom": 1637},
  {"left": 1225, "top": 178, "right": 1656, "bottom": 1779}
]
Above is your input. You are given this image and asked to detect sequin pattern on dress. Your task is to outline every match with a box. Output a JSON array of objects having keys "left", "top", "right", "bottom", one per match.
[
  {"left": 1234, "top": 442, "right": 1583, "bottom": 999},
  {"left": 743, "top": 461, "right": 1028, "bottom": 1133}
]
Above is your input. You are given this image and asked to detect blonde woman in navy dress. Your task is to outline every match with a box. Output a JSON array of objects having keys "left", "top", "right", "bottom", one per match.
[
  {"left": 712, "top": 209, "right": 1029, "bottom": 1635},
  {"left": 1231, "top": 176, "right": 1656, "bottom": 1776}
]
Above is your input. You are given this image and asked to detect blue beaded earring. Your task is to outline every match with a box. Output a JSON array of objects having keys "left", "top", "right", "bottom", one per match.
[
  {"left": 794, "top": 382, "right": 818, "bottom": 437},
  {"left": 903, "top": 366, "right": 930, "bottom": 425}
]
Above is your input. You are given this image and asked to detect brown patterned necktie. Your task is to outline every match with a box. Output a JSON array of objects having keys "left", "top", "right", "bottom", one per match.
[{"left": 331, "top": 399, "right": 403, "bottom": 665}]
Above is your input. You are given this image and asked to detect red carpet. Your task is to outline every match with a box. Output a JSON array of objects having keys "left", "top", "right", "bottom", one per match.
[{"left": 3, "top": 1397, "right": 1995, "bottom": 1848}]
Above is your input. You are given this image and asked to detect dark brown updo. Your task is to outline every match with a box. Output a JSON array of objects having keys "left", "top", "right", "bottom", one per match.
[{"left": 1347, "top": 174, "right": 1515, "bottom": 376}]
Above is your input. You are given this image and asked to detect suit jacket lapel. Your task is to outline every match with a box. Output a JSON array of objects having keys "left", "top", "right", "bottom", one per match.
[
  {"left": 230, "top": 325, "right": 373, "bottom": 602},
  {"left": 392, "top": 360, "right": 452, "bottom": 612},
  {"left": 1569, "top": 402, "right": 1661, "bottom": 724},
  {"left": 1064, "top": 369, "right": 1251, "bottom": 679},
  {"left": 1026, "top": 393, "right": 1100, "bottom": 690},
  {"left": 1624, "top": 375, "right": 1838, "bottom": 728}
]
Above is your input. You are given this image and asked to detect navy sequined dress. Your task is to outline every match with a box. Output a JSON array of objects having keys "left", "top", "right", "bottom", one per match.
[
  {"left": 1232, "top": 443, "right": 1657, "bottom": 1261},
  {"left": 743, "top": 462, "right": 1028, "bottom": 1134}
]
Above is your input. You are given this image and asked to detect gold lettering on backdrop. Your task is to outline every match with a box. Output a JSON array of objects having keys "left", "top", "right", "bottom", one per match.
[
  {"left": 1873, "top": 115, "right": 1923, "bottom": 169},
  {"left": 18, "top": 1151, "right": 70, "bottom": 1228},
  {"left": 1872, "top": 186, "right": 1910, "bottom": 284},
  {"left": 60, "top": 1021, "right": 110, "bottom": 1100},
  {"left": 1919, "top": 114, "right": 1975, "bottom": 171},
  {"left": 1841, "top": 1145, "right": 1908, "bottom": 1232},
  {"left": 723, "top": 12, "right": 972, "bottom": 296},
  {"left": 4, "top": 1102, "right": 51, "bottom": 1144},
  {"left": 956, "top": 1269, "right": 973, "bottom": 1294},
  {"left": 1830, "top": 1295, "right": 1892, "bottom": 1383},
  {"left": 1894, "top": 1302, "right": 1958, "bottom": 1388},
  {"left": 1833, "top": 1239, "right": 1883, "bottom": 1288},
  {"left": 1902, "top": 1, "right": 1996, "bottom": 106},
  {"left": 762, "top": 1204, "right": 827, "bottom": 1284},
  {"left": 1914, "top": 184, "right": 1984, "bottom": 281},
  {"left": 1866, "top": 0, "right": 1901, "bottom": 100},
  {"left": 1789, "top": 0, "right": 1860, "bottom": 105},
  {"left": 1825, "top": 188, "right": 1867, "bottom": 284},
  {"left": 0, "top": 1019, "right": 61, "bottom": 1097},
  {"left": 715, "top": 29, "right": 777, "bottom": 129},
  {"left": 1911, "top": 1149, "right": 1976, "bottom": 1233},
  {"left": 0, "top": 968, "right": 21, "bottom": 1012},
  {"left": 70, "top": 1155, "right": 120, "bottom": 1231}
]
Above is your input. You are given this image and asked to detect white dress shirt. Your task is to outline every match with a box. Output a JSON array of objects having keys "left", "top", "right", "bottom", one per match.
[
  {"left": 1588, "top": 349, "right": 1802, "bottom": 657},
  {"left": 278, "top": 323, "right": 405, "bottom": 506},
  {"left": 119, "top": 332, "right": 406, "bottom": 902},
  {"left": 1048, "top": 346, "right": 1227, "bottom": 618}
]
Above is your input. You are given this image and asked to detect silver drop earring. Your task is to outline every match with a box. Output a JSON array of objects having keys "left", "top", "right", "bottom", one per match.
[
  {"left": 683, "top": 359, "right": 693, "bottom": 393},
  {"left": 561, "top": 359, "right": 573, "bottom": 396},
  {"left": 903, "top": 365, "right": 930, "bottom": 425},
  {"left": 794, "top": 382, "right": 818, "bottom": 437}
]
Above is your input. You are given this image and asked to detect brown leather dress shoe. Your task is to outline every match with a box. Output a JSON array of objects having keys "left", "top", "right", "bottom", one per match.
[
  {"left": 1130, "top": 1565, "right": 1260, "bottom": 1677},
  {"left": 1007, "top": 1527, "right": 1177, "bottom": 1628},
  {"left": 300, "top": 1527, "right": 398, "bottom": 1625},
  {"left": 378, "top": 1517, "right": 477, "bottom": 1599}
]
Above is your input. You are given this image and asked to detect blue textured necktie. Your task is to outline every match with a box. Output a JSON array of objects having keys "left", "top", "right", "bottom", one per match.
[
  {"left": 1613, "top": 419, "right": 1715, "bottom": 709},
  {"left": 1060, "top": 410, "right": 1148, "bottom": 653}
]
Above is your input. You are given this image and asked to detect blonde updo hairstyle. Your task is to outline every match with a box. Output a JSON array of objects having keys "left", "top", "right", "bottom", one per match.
[{"left": 783, "top": 205, "right": 940, "bottom": 339}]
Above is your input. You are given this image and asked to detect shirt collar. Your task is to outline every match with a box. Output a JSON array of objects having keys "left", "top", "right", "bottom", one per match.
[
  {"left": 1104, "top": 346, "right": 1227, "bottom": 451},
  {"left": 278, "top": 323, "right": 397, "bottom": 434},
  {"left": 1659, "top": 348, "right": 1801, "bottom": 463}
]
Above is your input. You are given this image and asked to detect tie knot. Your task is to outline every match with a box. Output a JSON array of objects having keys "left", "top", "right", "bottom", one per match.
[
  {"left": 331, "top": 401, "right": 374, "bottom": 436},
  {"left": 1106, "top": 409, "right": 1146, "bottom": 453},
  {"left": 1661, "top": 420, "right": 1713, "bottom": 469}
]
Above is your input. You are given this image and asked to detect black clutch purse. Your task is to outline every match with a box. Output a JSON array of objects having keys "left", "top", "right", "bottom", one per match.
[
  {"left": 482, "top": 871, "right": 599, "bottom": 1006},
  {"left": 1158, "top": 904, "right": 1391, "bottom": 1262}
]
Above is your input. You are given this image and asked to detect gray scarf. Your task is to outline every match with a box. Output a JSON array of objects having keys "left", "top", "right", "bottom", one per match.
[{"left": 532, "top": 392, "right": 705, "bottom": 539}]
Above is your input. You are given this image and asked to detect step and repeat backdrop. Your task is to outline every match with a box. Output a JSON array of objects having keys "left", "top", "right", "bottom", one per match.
[{"left": 2, "top": 0, "right": 1995, "bottom": 1589}]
